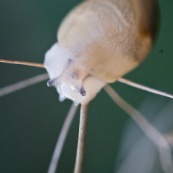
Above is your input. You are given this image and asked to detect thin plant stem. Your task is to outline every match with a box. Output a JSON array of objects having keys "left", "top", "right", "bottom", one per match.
[
  {"left": 164, "top": 132, "right": 173, "bottom": 146},
  {"left": 73, "top": 104, "right": 89, "bottom": 173},
  {"left": 0, "top": 59, "right": 45, "bottom": 68},
  {"left": 104, "top": 85, "right": 173, "bottom": 173},
  {"left": 1, "top": 58, "right": 173, "bottom": 99},
  {"left": 118, "top": 78, "right": 173, "bottom": 99},
  {"left": 0, "top": 73, "right": 48, "bottom": 97},
  {"left": 48, "top": 103, "right": 78, "bottom": 173}
]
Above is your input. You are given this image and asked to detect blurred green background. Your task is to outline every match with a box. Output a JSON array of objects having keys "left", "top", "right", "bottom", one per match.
[{"left": 0, "top": 0, "right": 173, "bottom": 173}]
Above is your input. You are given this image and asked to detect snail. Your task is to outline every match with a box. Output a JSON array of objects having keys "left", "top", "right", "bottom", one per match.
[
  {"left": 0, "top": 1, "right": 162, "bottom": 173},
  {"left": 44, "top": 0, "right": 158, "bottom": 105}
]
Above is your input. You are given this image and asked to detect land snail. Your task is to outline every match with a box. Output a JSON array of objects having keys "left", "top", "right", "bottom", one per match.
[{"left": 44, "top": 0, "right": 158, "bottom": 105}]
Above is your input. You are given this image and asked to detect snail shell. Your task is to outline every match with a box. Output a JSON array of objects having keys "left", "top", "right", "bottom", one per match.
[{"left": 44, "top": 0, "right": 158, "bottom": 104}]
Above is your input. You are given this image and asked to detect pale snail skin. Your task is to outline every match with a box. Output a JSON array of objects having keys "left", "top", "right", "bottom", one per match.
[{"left": 44, "top": 0, "right": 158, "bottom": 105}]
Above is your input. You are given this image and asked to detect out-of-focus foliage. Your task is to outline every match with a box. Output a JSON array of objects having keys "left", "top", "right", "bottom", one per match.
[{"left": 116, "top": 96, "right": 173, "bottom": 173}]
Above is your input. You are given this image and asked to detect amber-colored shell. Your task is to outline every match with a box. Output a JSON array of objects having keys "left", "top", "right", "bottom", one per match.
[{"left": 58, "top": 0, "right": 158, "bottom": 83}]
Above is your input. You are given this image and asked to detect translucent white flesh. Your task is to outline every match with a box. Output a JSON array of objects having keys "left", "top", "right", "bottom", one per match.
[{"left": 44, "top": 43, "right": 105, "bottom": 105}]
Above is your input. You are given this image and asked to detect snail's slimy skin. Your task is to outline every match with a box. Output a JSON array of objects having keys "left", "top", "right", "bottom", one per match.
[
  {"left": 44, "top": 43, "right": 105, "bottom": 105},
  {"left": 44, "top": 0, "right": 158, "bottom": 104}
]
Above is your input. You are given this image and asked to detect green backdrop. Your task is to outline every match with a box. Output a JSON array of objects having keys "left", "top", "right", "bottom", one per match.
[{"left": 0, "top": 0, "right": 173, "bottom": 173}]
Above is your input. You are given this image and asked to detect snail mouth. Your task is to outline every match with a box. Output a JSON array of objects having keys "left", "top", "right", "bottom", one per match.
[
  {"left": 46, "top": 75, "right": 89, "bottom": 97},
  {"left": 46, "top": 59, "right": 91, "bottom": 97}
]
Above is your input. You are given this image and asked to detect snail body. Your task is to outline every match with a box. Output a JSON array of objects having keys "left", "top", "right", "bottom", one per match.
[{"left": 44, "top": 0, "right": 158, "bottom": 104}]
